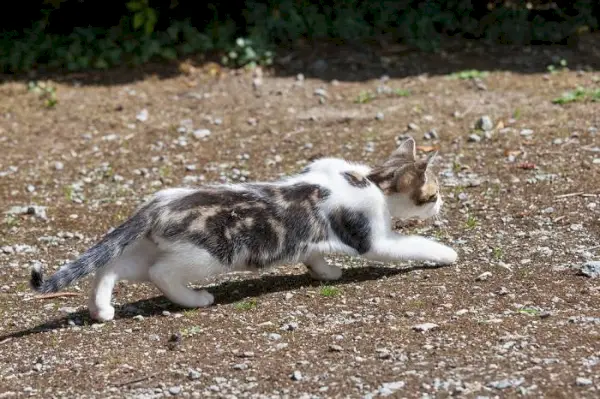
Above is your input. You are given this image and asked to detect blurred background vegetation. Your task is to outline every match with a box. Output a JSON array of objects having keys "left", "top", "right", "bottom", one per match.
[{"left": 1, "top": 0, "right": 598, "bottom": 74}]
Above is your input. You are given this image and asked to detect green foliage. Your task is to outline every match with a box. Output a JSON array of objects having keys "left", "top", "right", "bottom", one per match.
[
  {"left": 447, "top": 70, "right": 490, "bottom": 80},
  {"left": 221, "top": 37, "right": 274, "bottom": 68},
  {"left": 234, "top": 298, "right": 257, "bottom": 311},
  {"left": 1, "top": 1, "right": 599, "bottom": 73},
  {"left": 28, "top": 80, "right": 58, "bottom": 108},
  {"left": 355, "top": 90, "right": 377, "bottom": 104},
  {"left": 552, "top": 87, "right": 600, "bottom": 104},
  {"left": 127, "top": 0, "right": 158, "bottom": 35},
  {"left": 319, "top": 285, "right": 341, "bottom": 297}
]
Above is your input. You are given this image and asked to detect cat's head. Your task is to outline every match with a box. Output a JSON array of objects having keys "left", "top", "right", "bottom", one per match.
[{"left": 368, "top": 136, "right": 442, "bottom": 220}]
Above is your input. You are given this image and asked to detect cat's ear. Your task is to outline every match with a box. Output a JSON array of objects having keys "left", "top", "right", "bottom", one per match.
[
  {"left": 416, "top": 151, "right": 438, "bottom": 172},
  {"left": 425, "top": 150, "right": 438, "bottom": 166},
  {"left": 389, "top": 136, "right": 416, "bottom": 161}
]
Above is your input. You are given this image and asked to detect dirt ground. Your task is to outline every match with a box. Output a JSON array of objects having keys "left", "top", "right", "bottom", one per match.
[{"left": 1, "top": 39, "right": 600, "bottom": 398}]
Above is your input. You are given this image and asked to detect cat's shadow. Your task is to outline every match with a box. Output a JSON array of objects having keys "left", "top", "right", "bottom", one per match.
[{"left": 1, "top": 263, "right": 448, "bottom": 341}]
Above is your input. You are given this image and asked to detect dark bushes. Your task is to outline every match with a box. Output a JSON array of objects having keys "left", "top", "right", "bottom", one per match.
[{"left": 1, "top": 1, "right": 598, "bottom": 73}]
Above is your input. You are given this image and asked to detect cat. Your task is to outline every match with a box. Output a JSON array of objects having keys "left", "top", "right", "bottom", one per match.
[{"left": 30, "top": 136, "right": 458, "bottom": 322}]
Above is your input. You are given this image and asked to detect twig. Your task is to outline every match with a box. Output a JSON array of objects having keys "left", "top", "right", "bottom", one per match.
[
  {"left": 26, "top": 292, "right": 83, "bottom": 301},
  {"left": 113, "top": 373, "right": 156, "bottom": 387},
  {"left": 582, "top": 244, "right": 600, "bottom": 252},
  {"left": 554, "top": 192, "right": 584, "bottom": 199}
]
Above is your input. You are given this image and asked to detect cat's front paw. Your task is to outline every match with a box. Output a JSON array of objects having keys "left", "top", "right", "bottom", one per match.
[{"left": 431, "top": 245, "right": 458, "bottom": 265}]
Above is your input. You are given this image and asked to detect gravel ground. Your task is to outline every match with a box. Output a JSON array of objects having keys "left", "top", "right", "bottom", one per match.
[{"left": 1, "top": 40, "right": 600, "bottom": 398}]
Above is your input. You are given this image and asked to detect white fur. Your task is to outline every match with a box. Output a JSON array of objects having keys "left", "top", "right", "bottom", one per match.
[{"left": 87, "top": 157, "right": 457, "bottom": 322}]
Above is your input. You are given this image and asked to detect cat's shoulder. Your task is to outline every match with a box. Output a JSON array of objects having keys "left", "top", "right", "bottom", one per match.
[{"left": 302, "top": 157, "right": 372, "bottom": 177}]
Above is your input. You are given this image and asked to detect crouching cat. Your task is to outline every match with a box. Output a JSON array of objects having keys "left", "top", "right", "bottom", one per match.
[{"left": 30, "top": 136, "right": 458, "bottom": 321}]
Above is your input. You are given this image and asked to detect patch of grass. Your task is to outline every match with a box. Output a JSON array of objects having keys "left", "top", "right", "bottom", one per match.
[
  {"left": 406, "top": 299, "right": 425, "bottom": 309},
  {"left": 492, "top": 247, "right": 503, "bottom": 260},
  {"left": 355, "top": 90, "right": 377, "bottom": 104},
  {"left": 158, "top": 165, "right": 172, "bottom": 178},
  {"left": 181, "top": 325, "right": 202, "bottom": 337},
  {"left": 465, "top": 214, "right": 478, "bottom": 229},
  {"left": 4, "top": 215, "right": 20, "bottom": 228},
  {"left": 447, "top": 69, "right": 489, "bottom": 80},
  {"left": 512, "top": 108, "right": 521, "bottom": 119},
  {"left": 452, "top": 161, "right": 462, "bottom": 173},
  {"left": 319, "top": 285, "right": 341, "bottom": 298},
  {"left": 28, "top": 81, "right": 58, "bottom": 108},
  {"left": 552, "top": 87, "right": 600, "bottom": 104},
  {"left": 518, "top": 306, "right": 541, "bottom": 316},
  {"left": 393, "top": 88, "right": 411, "bottom": 97},
  {"left": 547, "top": 58, "right": 568, "bottom": 74},
  {"left": 234, "top": 298, "right": 257, "bottom": 311},
  {"left": 453, "top": 186, "right": 465, "bottom": 195}
]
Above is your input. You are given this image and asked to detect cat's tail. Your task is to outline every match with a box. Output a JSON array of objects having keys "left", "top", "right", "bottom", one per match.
[{"left": 30, "top": 205, "right": 153, "bottom": 294}]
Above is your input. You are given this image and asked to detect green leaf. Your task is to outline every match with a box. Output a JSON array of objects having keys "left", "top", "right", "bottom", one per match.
[
  {"left": 160, "top": 47, "right": 177, "bottom": 60},
  {"left": 133, "top": 13, "right": 144, "bottom": 30},
  {"left": 126, "top": 1, "right": 143, "bottom": 11}
]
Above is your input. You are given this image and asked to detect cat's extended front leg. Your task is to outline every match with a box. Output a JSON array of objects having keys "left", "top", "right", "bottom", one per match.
[
  {"left": 363, "top": 233, "right": 458, "bottom": 265},
  {"left": 304, "top": 253, "right": 342, "bottom": 281}
]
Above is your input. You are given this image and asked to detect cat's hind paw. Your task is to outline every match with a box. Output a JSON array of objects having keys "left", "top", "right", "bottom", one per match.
[
  {"left": 308, "top": 265, "right": 343, "bottom": 281},
  {"left": 89, "top": 305, "right": 115, "bottom": 322}
]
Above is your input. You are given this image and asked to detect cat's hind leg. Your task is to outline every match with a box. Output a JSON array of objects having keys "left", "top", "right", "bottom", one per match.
[
  {"left": 304, "top": 253, "right": 342, "bottom": 281},
  {"left": 88, "top": 238, "right": 158, "bottom": 322},
  {"left": 148, "top": 249, "right": 215, "bottom": 309}
]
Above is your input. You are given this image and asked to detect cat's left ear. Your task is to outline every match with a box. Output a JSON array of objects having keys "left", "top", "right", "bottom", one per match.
[{"left": 416, "top": 151, "right": 438, "bottom": 172}]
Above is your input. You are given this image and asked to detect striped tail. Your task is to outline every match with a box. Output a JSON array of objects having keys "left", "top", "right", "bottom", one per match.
[{"left": 30, "top": 210, "right": 150, "bottom": 293}]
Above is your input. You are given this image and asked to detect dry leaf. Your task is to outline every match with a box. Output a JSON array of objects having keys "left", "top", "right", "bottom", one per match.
[
  {"left": 416, "top": 145, "right": 439, "bottom": 153},
  {"left": 517, "top": 162, "right": 536, "bottom": 170}
]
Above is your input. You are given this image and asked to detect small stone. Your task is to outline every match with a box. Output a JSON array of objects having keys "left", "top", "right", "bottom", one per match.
[
  {"left": 455, "top": 309, "right": 468, "bottom": 316},
  {"left": 188, "top": 369, "right": 201, "bottom": 380},
  {"left": 580, "top": 261, "right": 600, "bottom": 278},
  {"left": 488, "top": 378, "right": 524, "bottom": 389},
  {"left": 54, "top": 161, "right": 64, "bottom": 171},
  {"left": 284, "top": 292, "right": 293, "bottom": 300},
  {"left": 520, "top": 129, "right": 534, "bottom": 136},
  {"left": 291, "top": 370, "right": 303, "bottom": 381},
  {"left": 314, "top": 88, "right": 328, "bottom": 97},
  {"left": 192, "top": 129, "right": 211, "bottom": 139},
  {"left": 424, "top": 129, "right": 439, "bottom": 140},
  {"left": 375, "top": 112, "right": 384, "bottom": 121},
  {"left": 268, "top": 333, "right": 281, "bottom": 340},
  {"left": 329, "top": 344, "right": 343, "bottom": 352},
  {"left": 233, "top": 363, "right": 249, "bottom": 370},
  {"left": 476, "top": 116, "right": 494, "bottom": 131},
  {"left": 281, "top": 322, "right": 298, "bottom": 331},
  {"left": 58, "top": 306, "right": 78, "bottom": 314},
  {"left": 168, "top": 386, "right": 182, "bottom": 395},
  {"left": 576, "top": 377, "right": 593, "bottom": 386},
  {"left": 468, "top": 134, "right": 481, "bottom": 143},
  {"left": 26, "top": 184, "right": 35, "bottom": 192},
  {"left": 476, "top": 271, "right": 492, "bottom": 281},
  {"left": 412, "top": 323, "right": 438, "bottom": 332},
  {"left": 136, "top": 109, "right": 149, "bottom": 122},
  {"left": 132, "top": 315, "right": 144, "bottom": 321},
  {"left": 407, "top": 122, "right": 419, "bottom": 131},
  {"left": 378, "top": 381, "right": 405, "bottom": 396}
]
